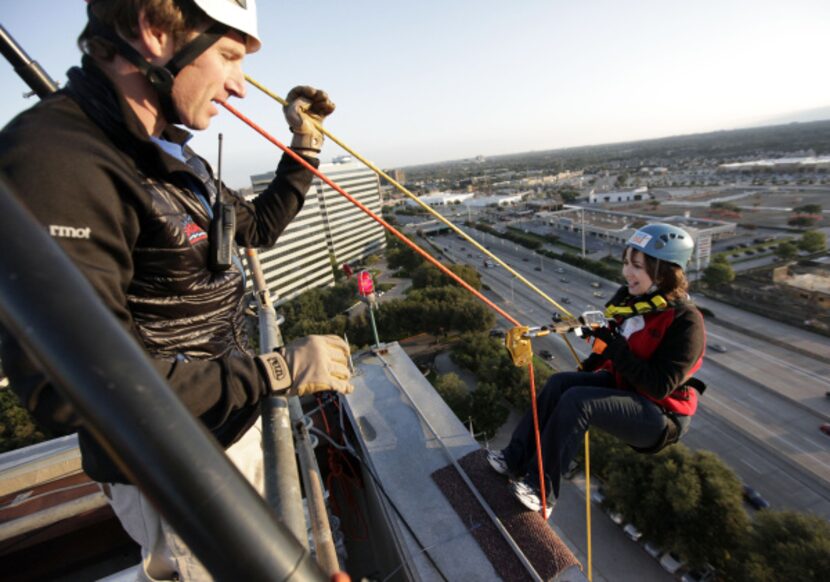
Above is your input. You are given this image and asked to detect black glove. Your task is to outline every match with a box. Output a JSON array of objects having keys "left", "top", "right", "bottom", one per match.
[{"left": 584, "top": 325, "right": 626, "bottom": 359}]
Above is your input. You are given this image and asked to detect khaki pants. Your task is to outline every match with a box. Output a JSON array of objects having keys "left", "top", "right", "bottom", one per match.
[{"left": 102, "top": 419, "right": 265, "bottom": 581}]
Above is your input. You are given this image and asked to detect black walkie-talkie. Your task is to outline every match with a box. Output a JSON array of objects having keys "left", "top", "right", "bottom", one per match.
[{"left": 209, "top": 133, "right": 236, "bottom": 272}]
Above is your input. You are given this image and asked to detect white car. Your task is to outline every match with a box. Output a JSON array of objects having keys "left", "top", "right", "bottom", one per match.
[
  {"left": 659, "top": 552, "right": 685, "bottom": 574},
  {"left": 591, "top": 489, "right": 605, "bottom": 504},
  {"left": 623, "top": 523, "right": 642, "bottom": 542},
  {"left": 607, "top": 510, "right": 624, "bottom": 525}
]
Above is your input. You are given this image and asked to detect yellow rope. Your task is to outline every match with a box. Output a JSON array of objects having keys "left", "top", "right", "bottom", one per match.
[
  {"left": 244, "top": 77, "right": 593, "bottom": 575},
  {"left": 585, "top": 431, "right": 592, "bottom": 581},
  {"left": 245, "top": 75, "right": 582, "bottom": 364}
]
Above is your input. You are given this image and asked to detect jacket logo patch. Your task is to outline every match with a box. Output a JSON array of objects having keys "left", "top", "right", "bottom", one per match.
[
  {"left": 50, "top": 225, "right": 91, "bottom": 239},
  {"left": 182, "top": 216, "right": 207, "bottom": 245}
]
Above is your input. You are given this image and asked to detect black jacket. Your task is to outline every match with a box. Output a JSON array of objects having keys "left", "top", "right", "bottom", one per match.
[{"left": 0, "top": 58, "right": 318, "bottom": 483}]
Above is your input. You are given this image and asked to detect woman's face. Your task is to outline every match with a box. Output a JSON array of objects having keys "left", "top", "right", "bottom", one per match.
[{"left": 622, "top": 248, "right": 654, "bottom": 296}]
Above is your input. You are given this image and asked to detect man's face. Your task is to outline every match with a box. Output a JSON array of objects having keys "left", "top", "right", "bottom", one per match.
[{"left": 171, "top": 31, "right": 247, "bottom": 130}]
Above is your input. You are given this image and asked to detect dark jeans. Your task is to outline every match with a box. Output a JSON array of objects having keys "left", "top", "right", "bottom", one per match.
[{"left": 502, "top": 371, "right": 688, "bottom": 499}]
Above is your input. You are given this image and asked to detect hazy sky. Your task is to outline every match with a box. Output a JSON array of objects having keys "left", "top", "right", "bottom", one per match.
[{"left": 2, "top": 1, "right": 828, "bottom": 187}]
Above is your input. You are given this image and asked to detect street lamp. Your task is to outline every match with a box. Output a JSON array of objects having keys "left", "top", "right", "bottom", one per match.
[{"left": 581, "top": 208, "right": 586, "bottom": 258}]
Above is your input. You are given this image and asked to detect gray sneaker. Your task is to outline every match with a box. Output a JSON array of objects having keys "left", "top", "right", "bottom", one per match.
[
  {"left": 510, "top": 477, "right": 554, "bottom": 514},
  {"left": 486, "top": 449, "right": 510, "bottom": 475}
]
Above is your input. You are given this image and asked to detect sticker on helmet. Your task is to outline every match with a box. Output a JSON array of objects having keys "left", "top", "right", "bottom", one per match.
[{"left": 629, "top": 231, "right": 652, "bottom": 247}]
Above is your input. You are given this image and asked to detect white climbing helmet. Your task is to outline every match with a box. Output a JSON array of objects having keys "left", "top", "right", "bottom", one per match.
[{"left": 192, "top": 0, "right": 261, "bottom": 53}]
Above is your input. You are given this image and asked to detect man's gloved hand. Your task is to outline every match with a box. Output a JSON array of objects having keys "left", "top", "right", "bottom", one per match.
[
  {"left": 283, "top": 86, "right": 336, "bottom": 156},
  {"left": 258, "top": 335, "right": 353, "bottom": 397}
]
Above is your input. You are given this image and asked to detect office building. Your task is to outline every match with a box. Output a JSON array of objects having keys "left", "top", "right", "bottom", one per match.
[{"left": 247, "top": 159, "right": 385, "bottom": 304}]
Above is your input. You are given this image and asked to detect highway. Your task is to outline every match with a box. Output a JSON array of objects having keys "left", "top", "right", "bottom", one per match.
[{"left": 430, "top": 230, "right": 830, "bottom": 521}]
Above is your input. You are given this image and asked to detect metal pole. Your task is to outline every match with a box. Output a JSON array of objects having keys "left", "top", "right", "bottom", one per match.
[
  {"left": 581, "top": 208, "right": 586, "bottom": 258},
  {"left": 0, "top": 24, "right": 59, "bottom": 98},
  {"left": 250, "top": 250, "right": 340, "bottom": 571},
  {"left": 245, "top": 249, "right": 307, "bottom": 547},
  {"left": 367, "top": 299, "right": 381, "bottom": 347},
  {"left": 0, "top": 177, "right": 324, "bottom": 581},
  {"left": 295, "top": 419, "right": 340, "bottom": 575}
]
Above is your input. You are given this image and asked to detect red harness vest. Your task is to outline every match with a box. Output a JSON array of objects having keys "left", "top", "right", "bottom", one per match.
[{"left": 602, "top": 307, "right": 705, "bottom": 416}]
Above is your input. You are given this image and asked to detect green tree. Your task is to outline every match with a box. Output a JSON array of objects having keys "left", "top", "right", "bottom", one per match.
[
  {"left": 434, "top": 373, "right": 472, "bottom": 421},
  {"left": 411, "top": 263, "right": 482, "bottom": 291},
  {"left": 604, "top": 445, "right": 750, "bottom": 573},
  {"left": 788, "top": 215, "right": 819, "bottom": 228},
  {"left": 469, "top": 382, "right": 509, "bottom": 439},
  {"left": 776, "top": 241, "right": 798, "bottom": 260},
  {"left": 387, "top": 243, "right": 424, "bottom": 273},
  {"left": 703, "top": 261, "right": 735, "bottom": 287},
  {"left": 798, "top": 230, "right": 826, "bottom": 253},
  {"left": 793, "top": 204, "right": 822, "bottom": 214},
  {"left": 1, "top": 388, "right": 51, "bottom": 453},
  {"left": 738, "top": 511, "right": 830, "bottom": 582}
]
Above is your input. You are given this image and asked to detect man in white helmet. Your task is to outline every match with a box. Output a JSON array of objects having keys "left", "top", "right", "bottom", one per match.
[{"left": 0, "top": 1, "right": 351, "bottom": 578}]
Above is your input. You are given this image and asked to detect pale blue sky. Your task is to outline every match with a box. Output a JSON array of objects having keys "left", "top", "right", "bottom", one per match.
[{"left": 2, "top": 1, "right": 828, "bottom": 187}]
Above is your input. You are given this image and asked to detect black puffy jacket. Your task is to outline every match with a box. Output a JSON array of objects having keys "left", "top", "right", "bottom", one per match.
[{"left": 0, "top": 57, "right": 318, "bottom": 483}]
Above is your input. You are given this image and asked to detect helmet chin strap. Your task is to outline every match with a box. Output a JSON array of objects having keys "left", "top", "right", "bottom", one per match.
[{"left": 86, "top": 7, "right": 228, "bottom": 126}]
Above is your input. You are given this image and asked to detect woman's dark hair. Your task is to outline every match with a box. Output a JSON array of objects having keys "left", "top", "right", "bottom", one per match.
[{"left": 624, "top": 247, "right": 689, "bottom": 301}]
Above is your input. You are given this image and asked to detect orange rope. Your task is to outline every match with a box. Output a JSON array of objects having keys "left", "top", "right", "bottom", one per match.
[{"left": 218, "top": 100, "right": 549, "bottom": 517}]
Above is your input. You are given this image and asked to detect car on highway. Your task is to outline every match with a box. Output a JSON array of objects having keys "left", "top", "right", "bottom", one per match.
[
  {"left": 820, "top": 423, "right": 830, "bottom": 436},
  {"left": 623, "top": 523, "right": 642, "bottom": 542},
  {"left": 522, "top": 257, "right": 528, "bottom": 262},
  {"left": 592, "top": 291, "right": 604, "bottom": 298},
  {"left": 742, "top": 485, "right": 770, "bottom": 510},
  {"left": 681, "top": 564, "right": 716, "bottom": 582},
  {"left": 555, "top": 267, "right": 565, "bottom": 273},
  {"left": 591, "top": 489, "right": 605, "bottom": 504},
  {"left": 590, "top": 282, "right": 601, "bottom": 288},
  {"left": 708, "top": 343, "right": 727, "bottom": 353},
  {"left": 643, "top": 541, "right": 662, "bottom": 559},
  {"left": 560, "top": 278, "right": 569, "bottom": 283},
  {"left": 534, "top": 266, "right": 541, "bottom": 271},
  {"left": 539, "top": 350, "right": 555, "bottom": 361},
  {"left": 607, "top": 510, "right": 624, "bottom": 525},
  {"left": 659, "top": 552, "right": 684, "bottom": 574},
  {"left": 560, "top": 297, "right": 571, "bottom": 304}
]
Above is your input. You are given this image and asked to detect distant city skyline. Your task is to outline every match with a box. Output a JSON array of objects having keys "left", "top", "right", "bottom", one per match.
[{"left": 1, "top": 0, "right": 828, "bottom": 187}]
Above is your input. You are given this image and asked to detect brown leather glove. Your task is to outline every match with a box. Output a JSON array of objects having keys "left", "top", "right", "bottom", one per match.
[
  {"left": 259, "top": 335, "right": 353, "bottom": 397},
  {"left": 283, "top": 86, "right": 336, "bottom": 156}
]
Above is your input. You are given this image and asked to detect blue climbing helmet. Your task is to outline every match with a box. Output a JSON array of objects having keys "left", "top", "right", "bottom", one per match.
[{"left": 626, "top": 223, "right": 694, "bottom": 268}]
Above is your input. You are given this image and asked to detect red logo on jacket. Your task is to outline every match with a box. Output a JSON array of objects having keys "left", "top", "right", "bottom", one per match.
[{"left": 183, "top": 216, "right": 207, "bottom": 245}]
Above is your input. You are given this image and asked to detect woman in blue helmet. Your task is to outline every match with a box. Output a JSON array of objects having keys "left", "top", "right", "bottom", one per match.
[{"left": 489, "top": 223, "right": 707, "bottom": 513}]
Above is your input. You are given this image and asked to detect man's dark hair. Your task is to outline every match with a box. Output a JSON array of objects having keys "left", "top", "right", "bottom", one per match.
[{"left": 79, "top": 0, "right": 213, "bottom": 60}]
